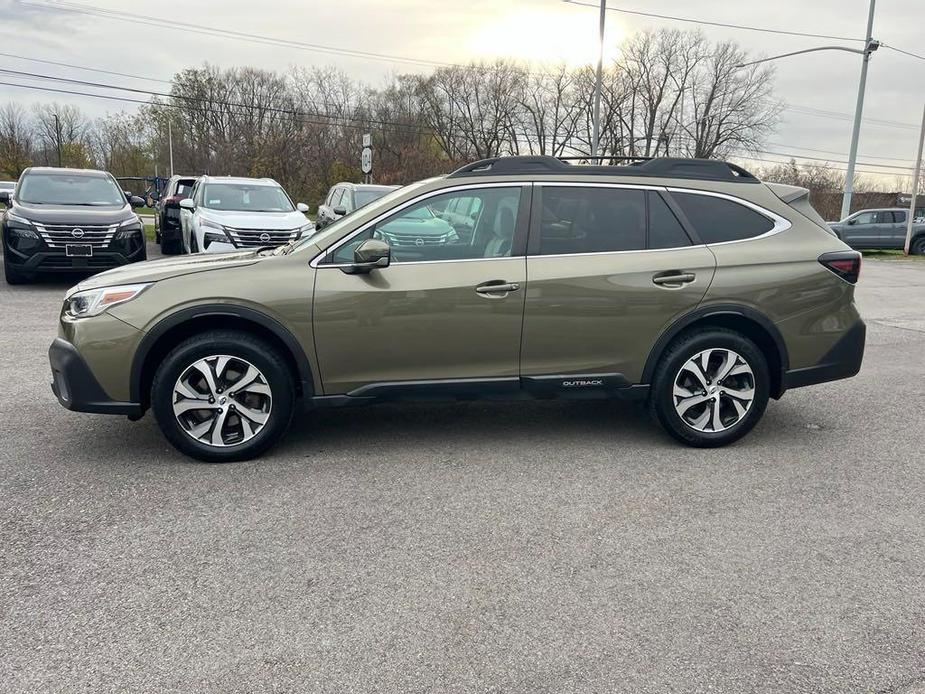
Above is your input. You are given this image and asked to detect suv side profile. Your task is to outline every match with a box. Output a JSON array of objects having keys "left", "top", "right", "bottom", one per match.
[
  {"left": 49, "top": 156, "right": 865, "bottom": 462},
  {"left": 316, "top": 182, "right": 398, "bottom": 230},
  {"left": 828, "top": 207, "right": 925, "bottom": 253}
]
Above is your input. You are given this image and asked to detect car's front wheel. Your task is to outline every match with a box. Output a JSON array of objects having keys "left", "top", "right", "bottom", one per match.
[
  {"left": 151, "top": 330, "right": 295, "bottom": 462},
  {"left": 650, "top": 328, "right": 769, "bottom": 447},
  {"left": 911, "top": 235, "right": 925, "bottom": 255}
]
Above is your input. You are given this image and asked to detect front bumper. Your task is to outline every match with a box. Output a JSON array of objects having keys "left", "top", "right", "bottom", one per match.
[
  {"left": 49, "top": 338, "right": 142, "bottom": 416},
  {"left": 6, "top": 244, "right": 146, "bottom": 274},
  {"left": 783, "top": 319, "right": 866, "bottom": 390}
]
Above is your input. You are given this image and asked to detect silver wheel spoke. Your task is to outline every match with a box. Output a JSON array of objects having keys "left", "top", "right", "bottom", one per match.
[
  {"left": 673, "top": 348, "right": 755, "bottom": 433},
  {"left": 173, "top": 354, "right": 273, "bottom": 448}
]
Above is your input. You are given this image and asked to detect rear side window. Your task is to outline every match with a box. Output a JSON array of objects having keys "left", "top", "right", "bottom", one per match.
[
  {"left": 538, "top": 187, "right": 646, "bottom": 255},
  {"left": 673, "top": 192, "right": 774, "bottom": 244},
  {"left": 648, "top": 192, "right": 691, "bottom": 249}
]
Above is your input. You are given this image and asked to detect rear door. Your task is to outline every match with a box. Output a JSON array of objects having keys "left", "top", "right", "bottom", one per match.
[
  {"left": 888, "top": 210, "right": 907, "bottom": 248},
  {"left": 520, "top": 184, "right": 716, "bottom": 387}
]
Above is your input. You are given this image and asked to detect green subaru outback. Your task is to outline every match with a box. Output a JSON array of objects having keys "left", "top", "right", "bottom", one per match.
[{"left": 49, "top": 156, "right": 865, "bottom": 462}]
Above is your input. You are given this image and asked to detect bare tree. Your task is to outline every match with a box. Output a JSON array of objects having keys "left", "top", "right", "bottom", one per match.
[{"left": 0, "top": 102, "right": 34, "bottom": 178}]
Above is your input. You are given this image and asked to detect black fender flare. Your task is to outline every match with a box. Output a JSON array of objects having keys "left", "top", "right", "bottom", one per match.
[
  {"left": 130, "top": 304, "right": 315, "bottom": 404},
  {"left": 640, "top": 303, "right": 789, "bottom": 390}
]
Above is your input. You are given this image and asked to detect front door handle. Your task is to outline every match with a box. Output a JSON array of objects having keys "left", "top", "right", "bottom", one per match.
[
  {"left": 652, "top": 272, "right": 696, "bottom": 287},
  {"left": 475, "top": 281, "right": 521, "bottom": 296}
]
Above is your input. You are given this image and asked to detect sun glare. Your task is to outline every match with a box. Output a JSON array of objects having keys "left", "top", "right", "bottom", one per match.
[{"left": 468, "top": 7, "right": 625, "bottom": 68}]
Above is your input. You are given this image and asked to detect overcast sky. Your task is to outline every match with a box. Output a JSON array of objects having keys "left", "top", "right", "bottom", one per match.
[{"left": 1, "top": 0, "right": 923, "bottom": 185}]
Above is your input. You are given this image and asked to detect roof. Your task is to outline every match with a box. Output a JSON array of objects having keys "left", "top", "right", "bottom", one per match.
[
  {"left": 335, "top": 182, "right": 399, "bottom": 191},
  {"left": 200, "top": 175, "right": 280, "bottom": 186},
  {"left": 24, "top": 166, "right": 110, "bottom": 177},
  {"left": 446, "top": 155, "right": 761, "bottom": 184}
]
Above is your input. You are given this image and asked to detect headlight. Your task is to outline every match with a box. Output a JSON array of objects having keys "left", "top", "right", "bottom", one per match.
[
  {"left": 200, "top": 218, "right": 225, "bottom": 232},
  {"left": 297, "top": 222, "right": 314, "bottom": 237},
  {"left": 64, "top": 283, "right": 151, "bottom": 319},
  {"left": 114, "top": 217, "right": 143, "bottom": 240}
]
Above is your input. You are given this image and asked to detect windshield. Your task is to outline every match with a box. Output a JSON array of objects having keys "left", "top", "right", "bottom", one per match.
[
  {"left": 17, "top": 172, "right": 125, "bottom": 206},
  {"left": 201, "top": 182, "right": 294, "bottom": 212},
  {"left": 355, "top": 188, "right": 394, "bottom": 209}
]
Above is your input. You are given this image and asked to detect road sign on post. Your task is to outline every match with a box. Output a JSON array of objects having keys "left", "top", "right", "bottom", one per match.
[
  {"left": 361, "top": 145, "right": 373, "bottom": 183},
  {"left": 362, "top": 133, "right": 372, "bottom": 148}
]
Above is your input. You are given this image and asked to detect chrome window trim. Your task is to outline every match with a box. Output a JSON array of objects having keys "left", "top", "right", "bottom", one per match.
[
  {"left": 310, "top": 181, "right": 531, "bottom": 269},
  {"left": 527, "top": 245, "right": 708, "bottom": 260},
  {"left": 666, "top": 187, "right": 792, "bottom": 245},
  {"left": 533, "top": 181, "right": 667, "bottom": 192}
]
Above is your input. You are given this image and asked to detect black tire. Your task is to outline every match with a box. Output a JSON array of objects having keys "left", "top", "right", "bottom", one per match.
[
  {"left": 912, "top": 235, "right": 925, "bottom": 256},
  {"left": 161, "top": 237, "right": 182, "bottom": 255},
  {"left": 151, "top": 330, "right": 296, "bottom": 462},
  {"left": 3, "top": 253, "right": 29, "bottom": 285},
  {"left": 649, "top": 328, "right": 770, "bottom": 448}
]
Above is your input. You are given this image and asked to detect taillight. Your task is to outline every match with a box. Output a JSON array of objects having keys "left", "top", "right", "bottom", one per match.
[{"left": 819, "top": 251, "right": 861, "bottom": 284}]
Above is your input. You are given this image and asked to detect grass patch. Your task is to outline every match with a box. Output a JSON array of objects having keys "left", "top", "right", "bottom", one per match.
[
  {"left": 144, "top": 224, "right": 156, "bottom": 242},
  {"left": 862, "top": 250, "right": 925, "bottom": 261},
  {"left": 136, "top": 206, "right": 156, "bottom": 216}
]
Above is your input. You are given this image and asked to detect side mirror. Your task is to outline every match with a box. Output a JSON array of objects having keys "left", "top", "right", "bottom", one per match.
[
  {"left": 0, "top": 191, "right": 10, "bottom": 206},
  {"left": 343, "top": 238, "right": 390, "bottom": 274},
  {"left": 178, "top": 198, "right": 195, "bottom": 210},
  {"left": 297, "top": 202, "right": 310, "bottom": 213},
  {"left": 333, "top": 205, "right": 347, "bottom": 216},
  {"left": 123, "top": 190, "right": 133, "bottom": 201},
  {"left": 129, "top": 195, "right": 145, "bottom": 208}
]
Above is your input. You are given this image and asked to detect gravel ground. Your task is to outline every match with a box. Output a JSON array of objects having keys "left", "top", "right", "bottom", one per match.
[{"left": 1, "top": 246, "right": 924, "bottom": 693}]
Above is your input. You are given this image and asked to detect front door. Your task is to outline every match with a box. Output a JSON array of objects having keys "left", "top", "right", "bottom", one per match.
[
  {"left": 521, "top": 185, "right": 716, "bottom": 386},
  {"left": 313, "top": 184, "right": 530, "bottom": 395}
]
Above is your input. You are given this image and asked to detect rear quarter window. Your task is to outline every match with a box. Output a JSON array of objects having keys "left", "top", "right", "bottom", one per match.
[{"left": 672, "top": 191, "right": 774, "bottom": 244}]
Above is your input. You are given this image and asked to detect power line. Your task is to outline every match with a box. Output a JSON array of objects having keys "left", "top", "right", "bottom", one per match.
[
  {"left": 562, "top": 0, "right": 864, "bottom": 43},
  {"left": 881, "top": 43, "right": 925, "bottom": 61},
  {"left": 0, "top": 50, "right": 172, "bottom": 84},
  {"left": 21, "top": 0, "right": 456, "bottom": 69}
]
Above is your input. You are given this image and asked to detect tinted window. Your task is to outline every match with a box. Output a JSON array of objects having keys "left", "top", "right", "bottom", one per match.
[
  {"left": 648, "top": 192, "right": 691, "bottom": 249},
  {"left": 329, "top": 188, "right": 343, "bottom": 207},
  {"left": 538, "top": 187, "right": 645, "bottom": 255},
  {"left": 892, "top": 210, "right": 906, "bottom": 224},
  {"left": 673, "top": 192, "right": 774, "bottom": 243},
  {"left": 18, "top": 172, "right": 125, "bottom": 206},
  {"left": 355, "top": 189, "right": 390, "bottom": 208},
  {"left": 176, "top": 180, "right": 195, "bottom": 197},
  {"left": 329, "top": 187, "right": 521, "bottom": 264}
]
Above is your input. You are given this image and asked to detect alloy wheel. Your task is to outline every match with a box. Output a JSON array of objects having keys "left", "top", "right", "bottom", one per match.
[
  {"left": 672, "top": 348, "right": 755, "bottom": 433},
  {"left": 172, "top": 355, "right": 273, "bottom": 447}
]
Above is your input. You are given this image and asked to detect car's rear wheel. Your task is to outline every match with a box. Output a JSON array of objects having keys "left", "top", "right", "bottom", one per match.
[
  {"left": 650, "top": 328, "right": 769, "bottom": 447},
  {"left": 151, "top": 330, "right": 295, "bottom": 462},
  {"left": 911, "top": 235, "right": 925, "bottom": 255}
]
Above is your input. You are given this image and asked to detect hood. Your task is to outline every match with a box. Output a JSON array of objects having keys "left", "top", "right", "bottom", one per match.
[
  {"left": 74, "top": 249, "right": 262, "bottom": 291},
  {"left": 10, "top": 201, "right": 135, "bottom": 225},
  {"left": 378, "top": 217, "right": 454, "bottom": 236},
  {"left": 201, "top": 209, "right": 310, "bottom": 230}
]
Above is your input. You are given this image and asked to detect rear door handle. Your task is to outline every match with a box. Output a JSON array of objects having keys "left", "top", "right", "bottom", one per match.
[
  {"left": 475, "top": 281, "right": 521, "bottom": 295},
  {"left": 652, "top": 272, "right": 696, "bottom": 287}
]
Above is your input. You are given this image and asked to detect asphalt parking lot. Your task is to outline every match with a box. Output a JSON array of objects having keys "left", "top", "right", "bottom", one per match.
[{"left": 1, "top": 246, "right": 924, "bottom": 693}]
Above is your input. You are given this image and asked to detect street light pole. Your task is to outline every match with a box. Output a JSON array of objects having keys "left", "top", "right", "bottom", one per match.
[
  {"left": 841, "top": 0, "right": 877, "bottom": 221},
  {"left": 590, "top": 0, "right": 605, "bottom": 158},
  {"left": 53, "top": 112, "right": 62, "bottom": 167},
  {"left": 903, "top": 102, "right": 925, "bottom": 255}
]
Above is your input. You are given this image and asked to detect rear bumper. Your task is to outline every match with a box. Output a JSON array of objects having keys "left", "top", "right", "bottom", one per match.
[
  {"left": 783, "top": 319, "right": 866, "bottom": 390},
  {"left": 49, "top": 338, "right": 142, "bottom": 416}
]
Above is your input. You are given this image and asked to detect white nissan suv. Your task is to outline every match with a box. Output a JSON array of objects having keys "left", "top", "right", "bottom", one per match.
[{"left": 178, "top": 176, "right": 313, "bottom": 253}]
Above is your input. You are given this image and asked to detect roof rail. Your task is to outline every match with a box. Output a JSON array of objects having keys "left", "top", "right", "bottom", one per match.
[{"left": 446, "top": 155, "right": 760, "bottom": 183}]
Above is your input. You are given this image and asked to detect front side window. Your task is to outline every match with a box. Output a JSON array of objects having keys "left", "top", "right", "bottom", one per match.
[
  {"left": 537, "top": 187, "right": 646, "bottom": 255},
  {"left": 852, "top": 211, "right": 876, "bottom": 225},
  {"left": 672, "top": 192, "right": 774, "bottom": 244},
  {"left": 17, "top": 172, "right": 125, "bottom": 206},
  {"left": 327, "top": 186, "right": 522, "bottom": 264},
  {"left": 201, "top": 182, "right": 294, "bottom": 212}
]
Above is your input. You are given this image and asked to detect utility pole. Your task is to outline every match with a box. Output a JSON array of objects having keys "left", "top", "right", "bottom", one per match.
[
  {"left": 168, "top": 120, "right": 174, "bottom": 176},
  {"left": 840, "top": 0, "right": 877, "bottom": 221},
  {"left": 53, "top": 112, "right": 62, "bottom": 167},
  {"left": 590, "top": 0, "right": 606, "bottom": 159},
  {"left": 904, "top": 102, "right": 925, "bottom": 255}
]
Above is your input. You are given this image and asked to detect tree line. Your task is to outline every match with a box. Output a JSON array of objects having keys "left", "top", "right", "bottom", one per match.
[{"left": 1, "top": 29, "right": 793, "bottom": 206}]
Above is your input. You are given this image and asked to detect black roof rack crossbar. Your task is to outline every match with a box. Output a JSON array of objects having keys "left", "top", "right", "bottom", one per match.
[{"left": 446, "top": 155, "right": 760, "bottom": 183}]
